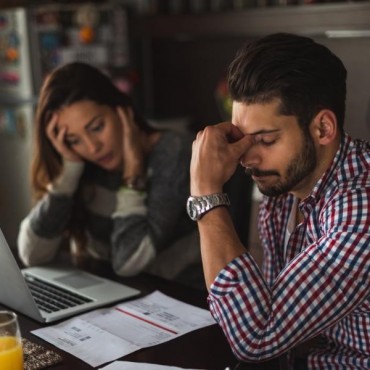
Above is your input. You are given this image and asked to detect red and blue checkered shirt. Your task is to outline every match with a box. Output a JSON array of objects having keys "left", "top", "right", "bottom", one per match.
[{"left": 208, "top": 134, "right": 370, "bottom": 369}]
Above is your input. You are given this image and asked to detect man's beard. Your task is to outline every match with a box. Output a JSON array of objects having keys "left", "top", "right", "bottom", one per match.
[{"left": 247, "top": 135, "right": 317, "bottom": 197}]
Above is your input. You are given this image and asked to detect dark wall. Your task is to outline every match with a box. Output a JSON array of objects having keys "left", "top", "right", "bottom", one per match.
[
  {"left": 130, "top": 4, "right": 370, "bottom": 245},
  {"left": 132, "top": 4, "right": 370, "bottom": 138},
  {"left": 136, "top": 36, "right": 249, "bottom": 129},
  {"left": 134, "top": 35, "right": 255, "bottom": 245}
]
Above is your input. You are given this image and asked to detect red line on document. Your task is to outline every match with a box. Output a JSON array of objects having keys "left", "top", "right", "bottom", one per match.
[{"left": 114, "top": 307, "right": 178, "bottom": 335}]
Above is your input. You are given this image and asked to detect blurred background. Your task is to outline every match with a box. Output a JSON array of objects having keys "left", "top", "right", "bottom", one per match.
[{"left": 1, "top": 0, "right": 370, "bottom": 253}]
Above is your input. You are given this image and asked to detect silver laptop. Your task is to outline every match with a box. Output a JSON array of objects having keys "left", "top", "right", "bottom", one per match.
[{"left": 0, "top": 228, "right": 140, "bottom": 323}]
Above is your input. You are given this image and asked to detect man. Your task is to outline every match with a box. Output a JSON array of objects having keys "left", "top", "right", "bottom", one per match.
[{"left": 187, "top": 33, "right": 370, "bottom": 369}]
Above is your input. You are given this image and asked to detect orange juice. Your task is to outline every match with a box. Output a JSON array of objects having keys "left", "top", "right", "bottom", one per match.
[{"left": 0, "top": 336, "right": 23, "bottom": 370}]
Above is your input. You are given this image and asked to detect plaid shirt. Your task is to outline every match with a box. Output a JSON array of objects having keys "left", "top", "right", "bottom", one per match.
[{"left": 208, "top": 134, "right": 370, "bottom": 369}]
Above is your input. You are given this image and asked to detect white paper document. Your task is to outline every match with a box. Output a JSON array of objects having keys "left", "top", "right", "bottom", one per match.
[
  {"left": 32, "top": 291, "right": 215, "bottom": 367},
  {"left": 99, "top": 360, "right": 202, "bottom": 370}
]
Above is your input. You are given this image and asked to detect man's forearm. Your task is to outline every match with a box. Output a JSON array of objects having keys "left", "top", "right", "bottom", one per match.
[{"left": 197, "top": 206, "right": 247, "bottom": 289}]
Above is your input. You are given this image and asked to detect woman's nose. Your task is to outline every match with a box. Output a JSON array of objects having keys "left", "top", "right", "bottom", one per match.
[{"left": 85, "top": 137, "right": 102, "bottom": 153}]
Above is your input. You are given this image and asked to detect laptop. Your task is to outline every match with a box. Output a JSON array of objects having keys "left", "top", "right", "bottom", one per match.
[{"left": 0, "top": 228, "right": 140, "bottom": 323}]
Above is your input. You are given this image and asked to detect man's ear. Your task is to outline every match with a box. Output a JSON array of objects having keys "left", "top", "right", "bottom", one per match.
[{"left": 310, "top": 110, "right": 337, "bottom": 145}]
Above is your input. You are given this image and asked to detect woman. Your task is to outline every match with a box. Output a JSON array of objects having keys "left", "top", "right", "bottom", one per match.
[{"left": 17, "top": 62, "right": 199, "bottom": 281}]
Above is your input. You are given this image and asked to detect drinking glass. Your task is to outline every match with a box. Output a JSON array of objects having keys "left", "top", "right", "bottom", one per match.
[{"left": 0, "top": 311, "right": 23, "bottom": 370}]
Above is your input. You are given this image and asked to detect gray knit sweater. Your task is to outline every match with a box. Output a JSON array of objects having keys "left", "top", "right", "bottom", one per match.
[{"left": 18, "top": 131, "right": 200, "bottom": 279}]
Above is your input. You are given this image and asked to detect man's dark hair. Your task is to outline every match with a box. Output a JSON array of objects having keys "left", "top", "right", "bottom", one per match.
[{"left": 228, "top": 33, "right": 347, "bottom": 132}]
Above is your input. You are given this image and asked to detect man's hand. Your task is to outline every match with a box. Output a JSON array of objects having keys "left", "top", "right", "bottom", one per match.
[{"left": 190, "top": 122, "right": 253, "bottom": 195}]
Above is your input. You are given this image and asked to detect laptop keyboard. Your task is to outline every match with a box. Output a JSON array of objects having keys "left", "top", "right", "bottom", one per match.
[{"left": 24, "top": 274, "right": 93, "bottom": 313}]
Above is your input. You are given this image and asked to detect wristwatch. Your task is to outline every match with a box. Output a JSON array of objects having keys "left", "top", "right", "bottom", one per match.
[
  {"left": 122, "top": 175, "right": 147, "bottom": 191},
  {"left": 186, "top": 193, "right": 230, "bottom": 221}
]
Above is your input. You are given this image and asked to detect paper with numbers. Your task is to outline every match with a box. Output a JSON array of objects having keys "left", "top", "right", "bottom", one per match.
[{"left": 32, "top": 291, "right": 215, "bottom": 367}]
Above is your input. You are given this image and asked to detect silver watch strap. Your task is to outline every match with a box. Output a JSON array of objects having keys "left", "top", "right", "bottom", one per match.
[{"left": 187, "top": 193, "right": 230, "bottom": 221}]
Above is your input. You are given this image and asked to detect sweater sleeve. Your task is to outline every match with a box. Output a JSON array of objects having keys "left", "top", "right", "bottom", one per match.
[
  {"left": 17, "top": 161, "right": 84, "bottom": 266},
  {"left": 110, "top": 131, "right": 194, "bottom": 276},
  {"left": 111, "top": 188, "right": 155, "bottom": 275}
]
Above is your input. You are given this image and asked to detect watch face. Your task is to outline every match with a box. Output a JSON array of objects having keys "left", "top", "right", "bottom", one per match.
[
  {"left": 186, "top": 197, "right": 199, "bottom": 221},
  {"left": 186, "top": 193, "right": 230, "bottom": 221},
  {"left": 123, "top": 175, "right": 146, "bottom": 191}
]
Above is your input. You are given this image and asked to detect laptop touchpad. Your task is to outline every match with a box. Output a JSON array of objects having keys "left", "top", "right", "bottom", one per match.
[{"left": 54, "top": 273, "right": 102, "bottom": 289}]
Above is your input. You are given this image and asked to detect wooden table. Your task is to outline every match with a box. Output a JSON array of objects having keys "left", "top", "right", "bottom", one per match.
[{"left": 2, "top": 258, "right": 282, "bottom": 370}]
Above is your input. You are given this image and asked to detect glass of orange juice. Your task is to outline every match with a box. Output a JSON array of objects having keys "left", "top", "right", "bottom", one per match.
[{"left": 0, "top": 311, "right": 23, "bottom": 370}]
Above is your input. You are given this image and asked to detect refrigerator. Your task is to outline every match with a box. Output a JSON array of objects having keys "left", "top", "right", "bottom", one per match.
[{"left": 0, "top": 3, "right": 131, "bottom": 248}]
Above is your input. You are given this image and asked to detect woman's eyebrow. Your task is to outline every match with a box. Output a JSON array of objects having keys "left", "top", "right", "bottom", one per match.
[
  {"left": 62, "top": 116, "right": 102, "bottom": 140},
  {"left": 85, "top": 115, "right": 102, "bottom": 129}
]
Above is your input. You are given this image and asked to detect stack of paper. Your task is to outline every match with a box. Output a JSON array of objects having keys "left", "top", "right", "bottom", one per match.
[{"left": 32, "top": 291, "right": 215, "bottom": 367}]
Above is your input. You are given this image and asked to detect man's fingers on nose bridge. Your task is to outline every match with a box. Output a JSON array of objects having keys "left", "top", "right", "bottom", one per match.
[{"left": 233, "top": 134, "right": 254, "bottom": 154}]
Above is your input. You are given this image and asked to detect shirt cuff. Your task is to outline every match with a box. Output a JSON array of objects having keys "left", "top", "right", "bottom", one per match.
[
  {"left": 112, "top": 187, "right": 148, "bottom": 218},
  {"left": 47, "top": 160, "right": 85, "bottom": 196}
]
